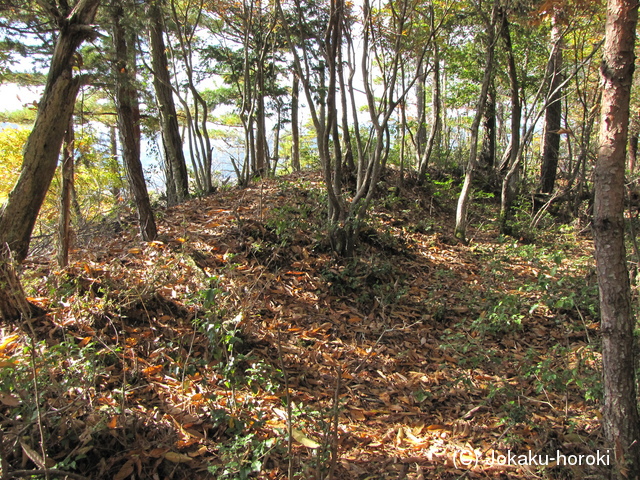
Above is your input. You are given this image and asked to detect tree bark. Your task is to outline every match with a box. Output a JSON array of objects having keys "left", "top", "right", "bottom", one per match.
[
  {"left": 539, "top": 9, "right": 564, "bottom": 194},
  {"left": 0, "top": 0, "right": 101, "bottom": 263},
  {"left": 497, "top": 7, "right": 522, "bottom": 233},
  {"left": 112, "top": 0, "right": 157, "bottom": 241},
  {"left": 415, "top": 61, "right": 427, "bottom": 162},
  {"left": 594, "top": 0, "right": 640, "bottom": 478},
  {"left": 57, "top": 117, "right": 75, "bottom": 268},
  {"left": 418, "top": 5, "right": 441, "bottom": 177},
  {"left": 478, "top": 86, "right": 496, "bottom": 172},
  {"left": 291, "top": 75, "right": 301, "bottom": 171},
  {"left": 0, "top": 244, "right": 42, "bottom": 321},
  {"left": 255, "top": 60, "right": 268, "bottom": 176},
  {"left": 149, "top": 0, "right": 189, "bottom": 205}
]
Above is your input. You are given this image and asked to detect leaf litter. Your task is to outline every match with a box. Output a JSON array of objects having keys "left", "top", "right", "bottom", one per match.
[{"left": 1, "top": 170, "right": 605, "bottom": 479}]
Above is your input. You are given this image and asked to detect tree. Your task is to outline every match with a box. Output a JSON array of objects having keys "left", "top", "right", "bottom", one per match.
[
  {"left": 538, "top": 2, "right": 565, "bottom": 197},
  {"left": 496, "top": 4, "right": 522, "bottom": 233},
  {"left": 0, "top": 0, "right": 102, "bottom": 262},
  {"left": 417, "top": 3, "right": 442, "bottom": 177},
  {"left": 594, "top": 0, "right": 640, "bottom": 478},
  {"left": 454, "top": 0, "right": 499, "bottom": 243},
  {"left": 56, "top": 117, "right": 75, "bottom": 268},
  {"left": 291, "top": 74, "right": 301, "bottom": 171},
  {"left": 148, "top": 0, "right": 189, "bottom": 205},
  {"left": 111, "top": 0, "right": 157, "bottom": 241},
  {"left": 168, "top": 0, "right": 217, "bottom": 191}
]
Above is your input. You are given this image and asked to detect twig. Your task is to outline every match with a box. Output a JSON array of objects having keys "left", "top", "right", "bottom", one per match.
[
  {"left": 328, "top": 365, "right": 341, "bottom": 480},
  {"left": 276, "top": 329, "right": 293, "bottom": 479},
  {"left": 180, "top": 325, "right": 197, "bottom": 387},
  {"left": 24, "top": 318, "right": 49, "bottom": 480},
  {"left": 575, "top": 306, "right": 591, "bottom": 344}
]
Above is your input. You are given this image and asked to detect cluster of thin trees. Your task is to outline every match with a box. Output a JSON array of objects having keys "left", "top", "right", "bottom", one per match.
[
  {"left": 0, "top": 0, "right": 639, "bottom": 477},
  {"left": 0, "top": 0, "right": 620, "bottom": 257}
]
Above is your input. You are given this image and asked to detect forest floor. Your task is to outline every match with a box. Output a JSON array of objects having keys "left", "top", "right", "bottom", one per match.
[{"left": 1, "top": 169, "right": 609, "bottom": 479}]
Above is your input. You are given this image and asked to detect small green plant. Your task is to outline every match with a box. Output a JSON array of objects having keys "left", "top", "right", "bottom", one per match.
[
  {"left": 501, "top": 400, "right": 528, "bottom": 426},
  {"left": 208, "top": 433, "right": 278, "bottom": 479},
  {"left": 471, "top": 293, "right": 524, "bottom": 334},
  {"left": 526, "top": 345, "right": 602, "bottom": 402}
]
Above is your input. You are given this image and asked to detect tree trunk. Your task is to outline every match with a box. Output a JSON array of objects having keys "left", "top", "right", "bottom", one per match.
[
  {"left": 0, "top": 244, "right": 42, "bottom": 321},
  {"left": 0, "top": 0, "right": 101, "bottom": 263},
  {"left": 255, "top": 60, "right": 268, "bottom": 176},
  {"left": 291, "top": 75, "right": 301, "bottom": 171},
  {"left": 338, "top": 35, "right": 355, "bottom": 174},
  {"left": 594, "top": 1, "right": 640, "bottom": 478},
  {"left": 149, "top": 0, "right": 189, "bottom": 205},
  {"left": 112, "top": 0, "right": 157, "bottom": 241},
  {"left": 497, "top": 7, "right": 522, "bottom": 233},
  {"left": 418, "top": 6, "right": 441, "bottom": 177},
  {"left": 57, "top": 118, "right": 75, "bottom": 268},
  {"left": 415, "top": 61, "right": 427, "bottom": 162},
  {"left": 478, "top": 86, "right": 496, "bottom": 172},
  {"left": 169, "top": 0, "right": 213, "bottom": 193},
  {"left": 539, "top": 9, "right": 564, "bottom": 194},
  {"left": 454, "top": 0, "right": 499, "bottom": 243}
]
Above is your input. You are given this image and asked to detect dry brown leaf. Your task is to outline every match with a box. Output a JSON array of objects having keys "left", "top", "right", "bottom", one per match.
[
  {"left": 0, "top": 392, "right": 20, "bottom": 406},
  {"left": 164, "top": 451, "right": 193, "bottom": 463},
  {"left": 292, "top": 428, "right": 321, "bottom": 449},
  {"left": 114, "top": 459, "right": 135, "bottom": 480},
  {"left": 20, "top": 441, "right": 55, "bottom": 469}
]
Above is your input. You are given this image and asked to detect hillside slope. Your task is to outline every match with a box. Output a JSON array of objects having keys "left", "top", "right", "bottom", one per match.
[{"left": 1, "top": 170, "right": 604, "bottom": 479}]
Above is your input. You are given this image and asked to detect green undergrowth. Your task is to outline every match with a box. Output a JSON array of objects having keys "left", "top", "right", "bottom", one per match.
[{"left": 0, "top": 171, "right": 616, "bottom": 479}]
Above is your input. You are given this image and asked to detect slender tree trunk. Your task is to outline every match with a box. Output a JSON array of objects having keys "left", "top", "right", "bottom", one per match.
[
  {"left": 291, "top": 75, "right": 301, "bottom": 171},
  {"left": 454, "top": 1, "right": 499, "bottom": 243},
  {"left": 112, "top": 0, "right": 157, "bottom": 241},
  {"left": 418, "top": 6, "right": 441, "bottom": 177},
  {"left": 149, "top": 0, "right": 189, "bottom": 205},
  {"left": 594, "top": 1, "right": 640, "bottom": 478},
  {"left": 415, "top": 61, "right": 427, "bottom": 162},
  {"left": 169, "top": 0, "right": 213, "bottom": 192},
  {"left": 272, "top": 100, "right": 282, "bottom": 174},
  {"left": 540, "top": 10, "right": 564, "bottom": 194},
  {"left": 0, "top": 0, "right": 101, "bottom": 263},
  {"left": 255, "top": 61, "right": 268, "bottom": 176},
  {"left": 497, "top": 7, "right": 522, "bottom": 232},
  {"left": 160, "top": 131, "right": 178, "bottom": 206},
  {"left": 57, "top": 118, "right": 75, "bottom": 268},
  {"left": 338, "top": 35, "right": 355, "bottom": 173},
  {"left": 478, "top": 86, "right": 496, "bottom": 172}
]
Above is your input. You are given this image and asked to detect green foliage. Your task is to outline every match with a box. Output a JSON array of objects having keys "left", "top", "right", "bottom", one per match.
[
  {"left": 0, "top": 106, "right": 37, "bottom": 125},
  {"left": 0, "top": 124, "right": 124, "bottom": 228},
  {"left": 207, "top": 433, "right": 277, "bottom": 480},
  {"left": 525, "top": 345, "right": 602, "bottom": 403},
  {"left": 265, "top": 202, "right": 315, "bottom": 246},
  {"left": 472, "top": 293, "right": 524, "bottom": 334},
  {"left": 0, "top": 126, "right": 29, "bottom": 201}
]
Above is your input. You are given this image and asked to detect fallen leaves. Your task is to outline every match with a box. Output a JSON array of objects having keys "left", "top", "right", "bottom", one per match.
[{"left": 2, "top": 171, "right": 605, "bottom": 480}]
